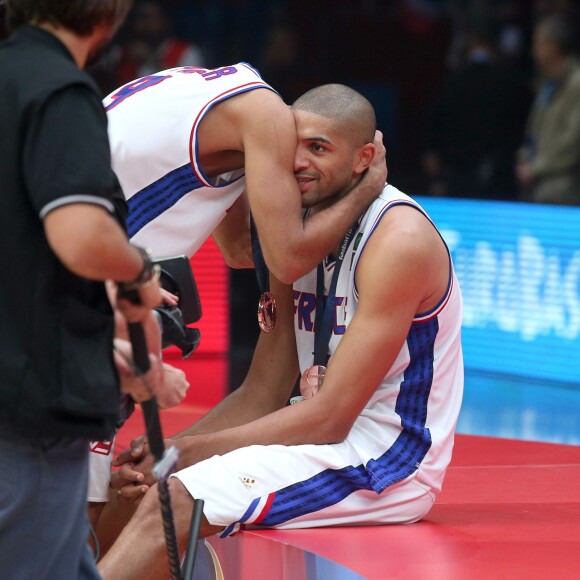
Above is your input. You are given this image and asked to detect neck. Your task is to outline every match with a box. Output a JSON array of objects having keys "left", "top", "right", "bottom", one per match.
[
  {"left": 37, "top": 22, "right": 89, "bottom": 68},
  {"left": 309, "top": 176, "right": 364, "bottom": 259},
  {"left": 310, "top": 174, "right": 364, "bottom": 216}
]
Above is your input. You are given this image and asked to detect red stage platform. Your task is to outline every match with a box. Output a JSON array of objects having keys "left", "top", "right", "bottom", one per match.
[{"left": 118, "top": 405, "right": 580, "bottom": 579}]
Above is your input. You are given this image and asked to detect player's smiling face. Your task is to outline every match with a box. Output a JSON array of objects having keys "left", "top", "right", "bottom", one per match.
[{"left": 292, "top": 110, "right": 360, "bottom": 209}]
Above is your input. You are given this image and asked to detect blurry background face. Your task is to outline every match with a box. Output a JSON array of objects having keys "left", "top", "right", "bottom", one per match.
[
  {"left": 132, "top": 0, "right": 168, "bottom": 45},
  {"left": 533, "top": 26, "right": 562, "bottom": 77},
  {"left": 293, "top": 109, "right": 359, "bottom": 210}
]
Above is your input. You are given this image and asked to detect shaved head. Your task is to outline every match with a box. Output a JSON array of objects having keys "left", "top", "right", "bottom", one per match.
[{"left": 292, "top": 84, "right": 376, "bottom": 147}]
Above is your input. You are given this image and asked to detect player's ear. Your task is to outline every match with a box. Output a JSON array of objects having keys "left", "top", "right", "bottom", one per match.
[{"left": 353, "top": 143, "right": 375, "bottom": 175}]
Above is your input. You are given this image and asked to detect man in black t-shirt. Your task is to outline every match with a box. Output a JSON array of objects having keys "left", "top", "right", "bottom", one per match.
[{"left": 0, "top": 1, "right": 165, "bottom": 578}]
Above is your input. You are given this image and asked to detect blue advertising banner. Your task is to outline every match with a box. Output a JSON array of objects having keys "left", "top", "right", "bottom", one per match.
[{"left": 414, "top": 197, "right": 580, "bottom": 387}]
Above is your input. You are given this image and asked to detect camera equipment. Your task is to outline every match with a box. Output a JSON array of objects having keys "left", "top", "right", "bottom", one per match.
[
  {"left": 115, "top": 255, "right": 202, "bottom": 428},
  {"left": 154, "top": 255, "right": 202, "bottom": 358}
]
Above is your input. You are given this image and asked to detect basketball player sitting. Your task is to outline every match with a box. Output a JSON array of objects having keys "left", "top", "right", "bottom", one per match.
[{"left": 98, "top": 84, "right": 464, "bottom": 580}]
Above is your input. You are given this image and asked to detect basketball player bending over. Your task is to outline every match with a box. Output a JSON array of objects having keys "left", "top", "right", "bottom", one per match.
[{"left": 104, "top": 62, "right": 386, "bottom": 282}]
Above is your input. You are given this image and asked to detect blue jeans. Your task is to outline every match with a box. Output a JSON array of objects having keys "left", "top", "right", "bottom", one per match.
[{"left": 0, "top": 436, "right": 100, "bottom": 579}]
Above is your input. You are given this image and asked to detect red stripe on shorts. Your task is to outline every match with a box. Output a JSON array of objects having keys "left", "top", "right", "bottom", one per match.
[{"left": 253, "top": 492, "right": 276, "bottom": 524}]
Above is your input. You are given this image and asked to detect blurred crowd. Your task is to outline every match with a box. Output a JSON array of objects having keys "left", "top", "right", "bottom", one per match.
[
  {"left": 422, "top": 0, "right": 580, "bottom": 205},
  {"left": 2, "top": 0, "right": 579, "bottom": 205}
]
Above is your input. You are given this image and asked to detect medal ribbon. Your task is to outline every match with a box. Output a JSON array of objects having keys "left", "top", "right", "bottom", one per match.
[
  {"left": 250, "top": 215, "right": 269, "bottom": 294},
  {"left": 313, "top": 226, "right": 357, "bottom": 365}
]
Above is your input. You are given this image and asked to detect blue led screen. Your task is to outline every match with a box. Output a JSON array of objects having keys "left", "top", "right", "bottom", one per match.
[{"left": 414, "top": 197, "right": 580, "bottom": 387}]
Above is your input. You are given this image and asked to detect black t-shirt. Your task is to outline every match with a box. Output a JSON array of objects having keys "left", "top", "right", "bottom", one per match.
[
  {"left": 24, "top": 84, "right": 124, "bottom": 219},
  {"left": 0, "top": 26, "right": 125, "bottom": 440}
]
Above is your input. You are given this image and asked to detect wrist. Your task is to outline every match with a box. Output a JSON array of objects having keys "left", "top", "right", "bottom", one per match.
[{"left": 118, "top": 247, "right": 161, "bottom": 292}]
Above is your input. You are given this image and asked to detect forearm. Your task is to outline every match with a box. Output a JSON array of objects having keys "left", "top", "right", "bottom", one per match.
[
  {"left": 245, "top": 114, "right": 386, "bottom": 283},
  {"left": 299, "top": 180, "right": 380, "bottom": 257},
  {"left": 174, "top": 394, "right": 343, "bottom": 469},
  {"left": 212, "top": 231, "right": 253, "bottom": 269},
  {"left": 172, "top": 382, "right": 286, "bottom": 439},
  {"left": 176, "top": 277, "right": 299, "bottom": 438},
  {"left": 261, "top": 174, "right": 385, "bottom": 283},
  {"left": 212, "top": 193, "right": 253, "bottom": 269}
]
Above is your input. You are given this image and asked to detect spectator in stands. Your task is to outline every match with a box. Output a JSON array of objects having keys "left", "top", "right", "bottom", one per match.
[
  {"left": 256, "top": 3, "right": 320, "bottom": 105},
  {"left": 423, "top": 11, "right": 530, "bottom": 200},
  {"left": 115, "top": 0, "right": 206, "bottom": 86},
  {"left": 88, "top": 0, "right": 208, "bottom": 94},
  {"left": 516, "top": 14, "right": 580, "bottom": 205},
  {"left": 533, "top": 0, "right": 579, "bottom": 21}
]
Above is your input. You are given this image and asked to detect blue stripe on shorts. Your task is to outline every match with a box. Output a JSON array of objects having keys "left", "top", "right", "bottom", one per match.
[{"left": 256, "top": 318, "right": 438, "bottom": 526}]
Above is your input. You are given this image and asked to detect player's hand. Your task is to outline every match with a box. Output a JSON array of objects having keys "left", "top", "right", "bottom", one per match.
[
  {"left": 115, "top": 277, "right": 162, "bottom": 324},
  {"left": 113, "top": 435, "right": 149, "bottom": 466},
  {"left": 113, "top": 338, "right": 163, "bottom": 403},
  {"left": 359, "top": 130, "right": 387, "bottom": 200},
  {"left": 113, "top": 435, "right": 170, "bottom": 481},
  {"left": 110, "top": 469, "right": 150, "bottom": 503},
  {"left": 112, "top": 436, "right": 156, "bottom": 502},
  {"left": 157, "top": 363, "right": 190, "bottom": 409}
]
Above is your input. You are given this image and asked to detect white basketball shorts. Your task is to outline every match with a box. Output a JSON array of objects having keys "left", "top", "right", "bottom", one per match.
[
  {"left": 171, "top": 442, "right": 434, "bottom": 537},
  {"left": 88, "top": 438, "right": 115, "bottom": 502}
]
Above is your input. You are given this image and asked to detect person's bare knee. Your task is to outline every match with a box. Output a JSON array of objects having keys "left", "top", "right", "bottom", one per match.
[
  {"left": 138, "top": 482, "right": 169, "bottom": 535},
  {"left": 168, "top": 477, "right": 223, "bottom": 547}
]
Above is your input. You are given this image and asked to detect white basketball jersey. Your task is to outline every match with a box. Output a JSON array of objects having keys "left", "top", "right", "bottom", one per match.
[
  {"left": 293, "top": 185, "right": 464, "bottom": 495},
  {"left": 104, "top": 63, "right": 276, "bottom": 257}
]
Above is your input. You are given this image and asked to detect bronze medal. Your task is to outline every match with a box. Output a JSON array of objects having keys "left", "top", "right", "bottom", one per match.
[
  {"left": 257, "top": 291, "right": 276, "bottom": 333},
  {"left": 299, "top": 365, "right": 327, "bottom": 399}
]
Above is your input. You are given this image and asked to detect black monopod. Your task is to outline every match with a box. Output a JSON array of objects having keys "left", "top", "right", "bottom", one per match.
[{"left": 121, "top": 255, "right": 206, "bottom": 580}]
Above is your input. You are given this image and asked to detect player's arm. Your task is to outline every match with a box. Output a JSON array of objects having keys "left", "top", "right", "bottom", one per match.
[
  {"left": 211, "top": 192, "right": 253, "bottom": 269},
  {"left": 303, "top": 209, "right": 443, "bottom": 436},
  {"left": 171, "top": 208, "right": 442, "bottom": 468},
  {"left": 241, "top": 91, "right": 387, "bottom": 284},
  {"left": 173, "top": 274, "right": 299, "bottom": 437}
]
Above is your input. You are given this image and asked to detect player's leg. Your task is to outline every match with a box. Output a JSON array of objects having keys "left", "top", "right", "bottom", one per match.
[
  {"left": 93, "top": 486, "right": 139, "bottom": 558},
  {"left": 98, "top": 477, "right": 221, "bottom": 580},
  {"left": 99, "top": 440, "right": 433, "bottom": 579},
  {"left": 170, "top": 441, "right": 434, "bottom": 534},
  {"left": 265, "top": 477, "right": 435, "bottom": 530}
]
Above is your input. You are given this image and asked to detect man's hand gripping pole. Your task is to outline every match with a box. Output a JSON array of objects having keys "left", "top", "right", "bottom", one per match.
[
  {"left": 120, "top": 272, "right": 205, "bottom": 580},
  {"left": 126, "top": 320, "right": 183, "bottom": 580}
]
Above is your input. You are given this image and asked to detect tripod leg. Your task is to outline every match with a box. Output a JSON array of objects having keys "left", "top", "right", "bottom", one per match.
[{"left": 181, "top": 499, "right": 205, "bottom": 579}]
